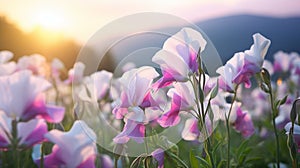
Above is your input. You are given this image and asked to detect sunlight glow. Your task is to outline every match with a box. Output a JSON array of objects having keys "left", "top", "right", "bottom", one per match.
[{"left": 35, "top": 9, "right": 66, "bottom": 31}]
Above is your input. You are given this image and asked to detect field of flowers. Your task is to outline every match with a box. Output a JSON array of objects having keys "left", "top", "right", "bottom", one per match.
[{"left": 0, "top": 27, "right": 299, "bottom": 168}]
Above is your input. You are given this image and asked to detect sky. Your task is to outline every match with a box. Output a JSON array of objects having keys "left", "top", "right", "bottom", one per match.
[{"left": 1, "top": 0, "right": 300, "bottom": 44}]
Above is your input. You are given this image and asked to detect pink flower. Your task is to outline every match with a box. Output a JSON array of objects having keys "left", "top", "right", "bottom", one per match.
[
  {"left": 0, "top": 70, "right": 64, "bottom": 123},
  {"left": 112, "top": 66, "right": 163, "bottom": 143},
  {"left": 112, "top": 66, "right": 160, "bottom": 119},
  {"left": 113, "top": 119, "right": 145, "bottom": 144},
  {"left": 17, "top": 54, "right": 49, "bottom": 77},
  {"left": 217, "top": 33, "right": 270, "bottom": 91},
  {"left": 157, "top": 76, "right": 219, "bottom": 128},
  {"left": 152, "top": 27, "right": 207, "bottom": 88},
  {"left": 275, "top": 102, "right": 293, "bottom": 130},
  {"left": 157, "top": 82, "right": 195, "bottom": 127},
  {"left": 181, "top": 118, "right": 200, "bottom": 141},
  {"left": 0, "top": 50, "right": 16, "bottom": 76},
  {"left": 151, "top": 148, "right": 164, "bottom": 168},
  {"left": 51, "top": 58, "right": 65, "bottom": 80},
  {"left": 291, "top": 56, "right": 300, "bottom": 86},
  {"left": 33, "top": 120, "right": 97, "bottom": 168},
  {"left": 274, "top": 51, "right": 293, "bottom": 72},
  {"left": 65, "top": 62, "right": 85, "bottom": 84},
  {"left": 0, "top": 111, "right": 48, "bottom": 149},
  {"left": 99, "top": 154, "right": 114, "bottom": 168},
  {"left": 79, "top": 70, "right": 113, "bottom": 103},
  {"left": 233, "top": 106, "right": 255, "bottom": 138}
]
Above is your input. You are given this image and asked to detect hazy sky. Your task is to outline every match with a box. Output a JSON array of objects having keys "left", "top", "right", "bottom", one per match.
[{"left": 1, "top": 0, "right": 300, "bottom": 43}]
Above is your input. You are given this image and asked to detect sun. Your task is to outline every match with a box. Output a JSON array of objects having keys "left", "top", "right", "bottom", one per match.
[{"left": 35, "top": 9, "right": 66, "bottom": 31}]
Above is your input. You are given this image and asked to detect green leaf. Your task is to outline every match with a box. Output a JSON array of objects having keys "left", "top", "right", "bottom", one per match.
[
  {"left": 245, "top": 157, "right": 262, "bottom": 164},
  {"left": 236, "top": 140, "right": 249, "bottom": 157},
  {"left": 279, "top": 95, "right": 288, "bottom": 105},
  {"left": 190, "top": 150, "right": 200, "bottom": 168},
  {"left": 195, "top": 156, "right": 211, "bottom": 168},
  {"left": 210, "top": 79, "right": 219, "bottom": 99},
  {"left": 217, "top": 160, "right": 226, "bottom": 168}
]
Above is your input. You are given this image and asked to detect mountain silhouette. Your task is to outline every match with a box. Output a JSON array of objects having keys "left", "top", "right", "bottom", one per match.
[
  {"left": 197, "top": 14, "right": 300, "bottom": 62},
  {"left": 95, "top": 14, "right": 300, "bottom": 74}
]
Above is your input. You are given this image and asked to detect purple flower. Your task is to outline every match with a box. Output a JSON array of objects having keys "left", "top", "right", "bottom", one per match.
[
  {"left": 113, "top": 119, "right": 145, "bottom": 144},
  {"left": 233, "top": 106, "right": 255, "bottom": 138},
  {"left": 0, "top": 111, "right": 48, "bottom": 149},
  {"left": 0, "top": 50, "right": 16, "bottom": 76},
  {"left": 274, "top": 51, "right": 292, "bottom": 72},
  {"left": 151, "top": 148, "right": 164, "bottom": 168},
  {"left": 181, "top": 118, "right": 200, "bottom": 141},
  {"left": 79, "top": 70, "right": 113, "bottom": 102},
  {"left": 152, "top": 28, "right": 207, "bottom": 88},
  {"left": 157, "top": 82, "right": 195, "bottom": 127},
  {"left": 99, "top": 154, "right": 114, "bottom": 168},
  {"left": 33, "top": 120, "right": 97, "bottom": 168},
  {"left": 112, "top": 66, "right": 163, "bottom": 143},
  {"left": 65, "top": 62, "right": 85, "bottom": 84},
  {"left": 16, "top": 54, "right": 48, "bottom": 77},
  {"left": 217, "top": 33, "right": 270, "bottom": 91},
  {"left": 50, "top": 58, "right": 65, "bottom": 81},
  {"left": 0, "top": 70, "right": 64, "bottom": 123}
]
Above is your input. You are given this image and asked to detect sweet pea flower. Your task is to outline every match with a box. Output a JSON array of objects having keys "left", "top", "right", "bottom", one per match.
[
  {"left": 17, "top": 54, "right": 49, "bottom": 77},
  {"left": 217, "top": 52, "right": 245, "bottom": 92},
  {"left": 79, "top": 70, "right": 113, "bottom": 102},
  {"left": 51, "top": 58, "right": 65, "bottom": 80},
  {"left": 181, "top": 118, "right": 200, "bottom": 141},
  {"left": 33, "top": 120, "right": 97, "bottom": 168},
  {"left": 99, "top": 154, "right": 114, "bottom": 168},
  {"left": 291, "top": 57, "right": 300, "bottom": 86},
  {"left": 217, "top": 33, "right": 270, "bottom": 91},
  {"left": 158, "top": 77, "right": 220, "bottom": 128},
  {"left": 152, "top": 27, "right": 207, "bottom": 88},
  {"left": 0, "top": 70, "right": 64, "bottom": 123},
  {"left": 65, "top": 62, "right": 85, "bottom": 84},
  {"left": 152, "top": 148, "right": 164, "bottom": 168},
  {"left": 0, "top": 50, "right": 16, "bottom": 76},
  {"left": 0, "top": 111, "right": 48, "bottom": 149},
  {"left": 112, "top": 66, "right": 160, "bottom": 119},
  {"left": 232, "top": 105, "right": 255, "bottom": 138},
  {"left": 273, "top": 51, "right": 299, "bottom": 73},
  {"left": 275, "top": 102, "right": 293, "bottom": 130},
  {"left": 181, "top": 114, "right": 217, "bottom": 142},
  {"left": 112, "top": 66, "right": 164, "bottom": 144},
  {"left": 157, "top": 81, "right": 195, "bottom": 127},
  {"left": 113, "top": 119, "right": 145, "bottom": 144}
]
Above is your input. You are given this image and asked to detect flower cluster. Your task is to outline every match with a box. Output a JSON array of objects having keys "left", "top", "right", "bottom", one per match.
[{"left": 0, "top": 27, "right": 299, "bottom": 168}]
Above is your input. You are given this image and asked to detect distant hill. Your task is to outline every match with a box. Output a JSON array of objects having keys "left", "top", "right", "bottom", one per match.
[
  {"left": 197, "top": 15, "right": 300, "bottom": 62},
  {"left": 100, "top": 14, "right": 300, "bottom": 74},
  {"left": 1, "top": 15, "right": 299, "bottom": 73},
  {"left": 0, "top": 16, "right": 81, "bottom": 69}
]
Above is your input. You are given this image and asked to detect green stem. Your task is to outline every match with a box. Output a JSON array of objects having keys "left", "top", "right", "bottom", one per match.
[
  {"left": 40, "top": 143, "right": 44, "bottom": 168},
  {"left": 269, "top": 90, "right": 280, "bottom": 168},
  {"left": 11, "top": 120, "right": 19, "bottom": 168},
  {"left": 144, "top": 127, "right": 149, "bottom": 154},
  {"left": 225, "top": 85, "right": 239, "bottom": 168},
  {"left": 191, "top": 76, "right": 215, "bottom": 168},
  {"left": 114, "top": 156, "right": 118, "bottom": 168},
  {"left": 166, "top": 151, "right": 189, "bottom": 168}
]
